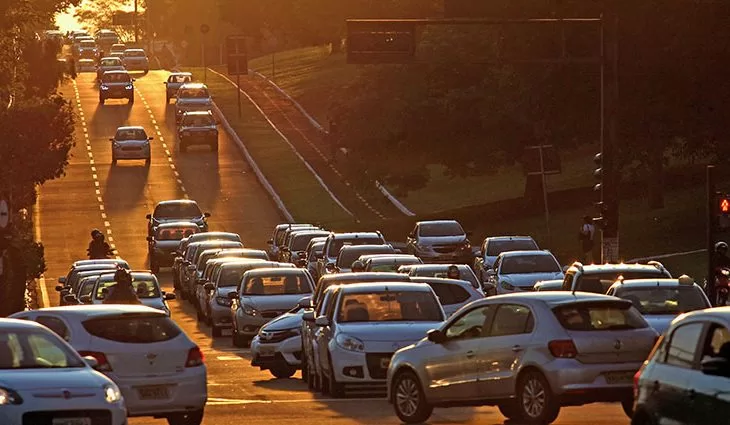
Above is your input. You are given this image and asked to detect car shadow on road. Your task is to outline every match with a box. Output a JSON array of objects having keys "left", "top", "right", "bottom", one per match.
[
  {"left": 103, "top": 163, "right": 150, "bottom": 212},
  {"left": 252, "top": 377, "right": 310, "bottom": 393}
]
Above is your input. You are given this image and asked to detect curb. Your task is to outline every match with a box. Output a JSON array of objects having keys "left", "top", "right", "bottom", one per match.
[
  {"left": 251, "top": 70, "right": 417, "bottom": 217},
  {"left": 211, "top": 102, "right": 295, "bottom": 223}
]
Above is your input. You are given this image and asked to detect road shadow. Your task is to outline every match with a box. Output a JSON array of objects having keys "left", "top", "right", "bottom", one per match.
[
  {"left": 89, "top": 101, "right": 133, "bottom": 129},
  {"left": 103, "top": 163, "right": 149, "bottom": 212},
  {"left": 252, "top": 377, "right": 310, "bottom": 393}
]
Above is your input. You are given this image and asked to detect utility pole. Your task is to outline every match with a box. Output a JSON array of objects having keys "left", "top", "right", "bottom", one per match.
[
  {"left": 133, "top": 0, "right": 139, "bottom": 44},
  {"left": 708, "top": 165, "right": 717, "bottom": 304}
]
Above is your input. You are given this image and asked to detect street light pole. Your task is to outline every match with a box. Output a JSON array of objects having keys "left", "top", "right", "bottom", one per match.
[{"left": 133, "top": 0, "right": 139, "bottom": 44}]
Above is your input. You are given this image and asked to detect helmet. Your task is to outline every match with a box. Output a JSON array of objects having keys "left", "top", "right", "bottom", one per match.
[
  {"left": 351, "top": 260, "right": 365, "bottom": 272},
  {"left": 114, "top": 268, "right": 132, "bottom": 284},
  {"left": 716, "top": 241, "right": 728, "bottom": 253},
  {"left": 91, "top": 229, "right": 102, "bottom": 238}
]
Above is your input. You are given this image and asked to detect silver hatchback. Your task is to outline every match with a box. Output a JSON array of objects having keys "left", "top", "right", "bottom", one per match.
[{"left": 387, "top": 292, "right": 658, "bottom": 424}]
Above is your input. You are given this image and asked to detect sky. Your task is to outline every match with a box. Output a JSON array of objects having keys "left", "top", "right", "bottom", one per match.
[{"left": 54, "top": 1, "right": 136, "bottom": 32}]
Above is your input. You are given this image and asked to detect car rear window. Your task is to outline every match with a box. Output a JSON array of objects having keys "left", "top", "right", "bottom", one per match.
[
  {"left": 487, "top": 239, "right": 538, "bottom": 256},
  {"left": 96, "top": 279, "right": 161, "bottom": 299},
  {"left": 427, "top": 282, "right": 470, "bottom": 305},
  {"left": 553, "top": 301, "right": 648, "bottom": 331},
  {"left": 156, "top": 226, "right": 198, "bottom": 240},
  {"left": 178, "top": 88, "right": 210, "bottom": 99},
  {"left": 338, "top": 291, "right": 443, "bottom": 322},
  {"left": 501, "top": 254, "right": 560, "bottom": 274},
  {"left": 83, "top": 315, "right": 181, "bottom": 343},
  {"left": 615, "top": 286, "right": 710, "bottom": 315},
  {"left": 154, "top": 202, "right": 202, "bottom": 219},
  {"left": 419, "top": 222, "right": 464, "bottom": 237},
  {"left": 242, "top": 273, "right": 312, "bottom": 295},
  {"left": 337, "top": 246, "right": 394, "bottom": 267}
]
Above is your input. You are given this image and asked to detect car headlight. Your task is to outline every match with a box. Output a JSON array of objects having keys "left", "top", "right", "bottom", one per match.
[
  {"left": 112, "top": 142, "right": 120, "bottom": 148},
  {"left": 125, "top": 84, "right": 133, "bottom": 90},
  {"left": 462, "top": 240, "right": 472, "bottom": 250},
  {"left": 500, "top": 281, "right": 515, "bottom": 291},
  {"left": 335, "top": 333, "right": 365, "bottom": 352},
  {"left": 242, "top": 303, "right": 258, "bottom": 316},
  {"left": 0, "top": 387, "right": 23, "bottom": 405},
  {"left": 103, "top": 383, "right": 122, "bottom": 404},
  {"left": 216, "top": 296, "right": 232, "bottom": 307},
  {"left": 100, "top": 85, "right": 109, "bottom": 90}
]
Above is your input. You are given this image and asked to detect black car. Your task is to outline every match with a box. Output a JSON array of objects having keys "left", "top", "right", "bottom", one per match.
[
  {"left": 99, "top": 70, "right": 134, "bottom": 104},
  {"left": 632, "top": 307, "right": 730, "bottom": 425},
  {"left": 177, "top": 111, "right": 218, "bottom": 153},
  {"left": 146, "top": 199, "right": 210, "bottom": 237}
]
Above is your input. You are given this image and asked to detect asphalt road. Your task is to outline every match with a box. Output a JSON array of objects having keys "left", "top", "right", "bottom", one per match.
[{"left": 37, "top": 70, "right": 631, "bottom": 425}]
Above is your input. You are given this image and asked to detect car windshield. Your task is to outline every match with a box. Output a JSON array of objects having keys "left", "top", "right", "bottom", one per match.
[
  {"left": 182, "top": 115, "right": 214, "bottom": 127},
  {"left": 179, "top": 88, "right": 210, "bottom": 99},
  {"left": 330, "top": 237, "right": 384, "bottom": 258},
  {"left": 0, "top": 330, "right": 85, "bottom": 369},
  {"left": 115, "top": 128, "right": 147, "bottom": 140},
  {"left": 487, "top": 239, "right": 538, "bottom": 256},
  {"left": 337, "top": 291, "right": 443, "bottom": 323},
  {"left": 79, "top": 278, "right": 96, "bottom": 297},
  {"left": 501, "top": 255, "right": 560, "bottom": 274},
  {"left": 96, "top": 278, "right": 161, "bottom": 299},
  {"left": 241, "top": 273, "right": 312, "bottom": 295},
  {"left": 553, "top": 301, "right": 648, "bottom": 331},
  {"left": 100, "top": 58, "right": 120, "bottom": 66},
  {"left": 218, "top": 266, "right": 255, "bottom": 287},
  {"left": 156, "top": 226, "right": 197, "bottom": 240},
  {"left": 419, "top": 222, "right": 464, "bottom": 237},
  {"left": 80, "top": 41, "right": 95, "bottom": 47},
  {"left": 411, "top": 266, "right": 479, "bottom": 288},
  {"left": 196, "top": 251, "right": 219, "bottom": 269},
  {"left": 337, "top": 247, "right": 393, "bottom": 268},
  {"left": 103, "top": 73, "right": 130, "bottom": 83},
  {"left": 370, "top": 259, "right": 420, "bottom": 272},
  {"left": 153, "top": 202, "right": 202, "bottom": 219},
  {"left": 308, "top": 244, "right": 325, "bottom": 261},
  {"left": 170, "top": 75, "right": 191, "bottom": 83},
  {"left": 82, "top": 315, "right": 181, "bottom": 343},
  {"left": 291, "top": 233, "right": 325, "bottom": 251},
  {"left": 124, "top": 50, "right": 145, "bottom": 57},
  {"left": 616, "top": 286, "right": 709, "bottom": 315}
]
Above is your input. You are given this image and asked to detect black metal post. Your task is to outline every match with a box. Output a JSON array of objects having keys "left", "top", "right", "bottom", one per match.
[
  {"left": 708, "top": 165, "right": 717, "bottom": 305},
  {"left": 237, "top": 72, "right": 242, "bottom": 118},
  {"left": 133, "top": 0, "right": 139, "bottom": 44}
]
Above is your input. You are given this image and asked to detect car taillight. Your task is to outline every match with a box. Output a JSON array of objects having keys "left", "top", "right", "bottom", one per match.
[
  {"left": 633, "top": 369, "right": 642, "bottom": 399},
  {"left": 185, "top": 346, "right": 204, "bottom": 367},
  {"left": 548, "top": 339, "right": 578, "bottom": 358},
  {"left": 78, "top": 351, "right": 112, "bottom": 372}
]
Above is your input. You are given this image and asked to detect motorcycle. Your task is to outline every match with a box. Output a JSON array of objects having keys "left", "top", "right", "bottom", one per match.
[{"left": 715, "top": 267, "right": 730, "bottom": 306}]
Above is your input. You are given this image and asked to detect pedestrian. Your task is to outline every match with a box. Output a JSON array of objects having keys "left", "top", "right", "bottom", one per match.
[
  {"left": 68, "top": 57, "right": 77, "bottom": 79},
  {"left": 579, "top": 215, "right": 596, "bottom": 264}
]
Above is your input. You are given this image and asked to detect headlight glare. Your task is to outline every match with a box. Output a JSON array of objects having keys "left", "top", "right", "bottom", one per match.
[
  {"left": 242, "top": 303, "right": 258, "bottom": 316},
  {"left": 0, "top": 387, "right": 23, "bottom": 405},
  {"left": 216, "top": 296, "right": 232, "bottom": 307},
  {"left": 335, "top": 333, "right": 365, "bottom": 352},
  {"left": 103, "top": 383, "right": 122, "bottom": 403}
]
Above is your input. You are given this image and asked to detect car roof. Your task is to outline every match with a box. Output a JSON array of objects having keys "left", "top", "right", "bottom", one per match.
[
  {"left": 169, "top": 72, "right": 192, "bottom": 76},
  {"left": 99, "top": 56, "right": 121, "bottom": 61},
  {"left": 124, "top": 48, "right": 145, "bottom": 52},
  {"left": 609, "top": 278, "right": 699, "bottom": 290},
  {"left": 73, "top": 259, "right": 129, "bottom": 267},
  {"left": 339, "top": 282, "right": 432, "bottom": 293},
  {"left": 72, "top": 263, "right": 119, "bottom": 271},
  {"left": 486, "top": 235, "right": 535, "bottom": 242},
  {"left": 180, "top": 83, "right": 208, "bottom": 89},
  {"left": 218, "top": 248, "right": 267, "bottom": 254},
  {"left": 156, "top": 221, "right": 198, "bottom": 228},
  {"left": 340, "top": 244, "right": 392, "bottom": 252},
  {"left": 189, "top": 240, "right": 242, "bottom": 248},
  {"left": 20, "top": 304, "right": 167, "bottom": 318},
  {"left": 188, "top": 231, "right": 239, "bottom": 240},
  {"left": 0, "top": 318, "right": 50, "bottom": 331},
  {"left": 218, "top": 259, "right": 273, "bottom": 267},
  {"left": 330, "top": 232, "right": 382, "bottom": 239},
  {"left": 499, "top": 250, "right": 553, "bottom": 258},
  {"left": 367, "top": 254, "right": 420, "bottom": 262},
  {"left": 156, "top": 199, "right": 199, "bottom": 206},
  {"left": 98, "top": 271, "right": 157, "bottom": 280},
  {"left": 409, "top": 276, "right": 472, "bottom": 286},
  {"left": 574, "top": 263, "right": 668, "bottom": 274},
  {"left": 276, "top": 223, "right": 314, "bottom": 230},
  {"left": 116, "top": 125, "right": 145, "bottom": 131},
  {"left": 416, "top": 219, "right": 461, "bottom": 226},
  {"left": 319, "top": 272, "right": 409, "bottom": 282},
  {"left": 244, "top": 267, "right": 305, "bottom": 277},
  {"left": 674, "top": 307, "right": 730, "bottom": 323},
  {"left": 292, "top": 230, "right": 330, "bottom": 237},
  {"left": 102, "top": 70, "right": 128, "bottom": 75},
  {"left": 182, "top": 111, "right": 213, "bottom": 116},
  {"left": 480, "top": 291, "right": 627, "bottom": 307},
  {"left": 409, "top": 264, "right": 470, "bottom": 270}
]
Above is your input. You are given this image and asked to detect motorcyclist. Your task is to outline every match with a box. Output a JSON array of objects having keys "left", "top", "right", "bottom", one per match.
[
  {"left": 103, "top": 268, "right": 142, "bottom": 305},
  {"left": 351, "top": 260, "right": 365, "bottom": 273},
  {"left": 87, "top": 229, "right": 113, "bottom": 259},
  {"left": 714, "top": 242, "right": 730, "bottom": 269},
  {"left": 446, "top": 265, "right": 460, "bottom": 280}
]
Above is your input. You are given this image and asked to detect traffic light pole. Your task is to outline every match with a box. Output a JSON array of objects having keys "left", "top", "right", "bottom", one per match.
[{"left": 708, "top": 165, "right": 717, "bottom": 305}]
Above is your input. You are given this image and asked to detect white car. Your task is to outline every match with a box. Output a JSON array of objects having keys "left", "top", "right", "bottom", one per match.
[
  {"left": 407, "top": 276, "right": 484, "bottom": 317},
  {"left": 90, "top": 271, "right": 175, "bottom": 315},
  {"left": 314, "top": 282, "right": 445, "bottom": 397},
  {"left": 121, "top": 48, "right": 149, "bottom": 72},
  {"left": 486, "top": 250, "right": 565, "bottom": 294},
  {"left": 0, "top": 318, "right": 127, "bottom": 425},
  {"left": 12, "top": 305, "right": 207, "bottom": 425},
  {"left": 250, "top": 300, "right": 311, "bottom": 379}
]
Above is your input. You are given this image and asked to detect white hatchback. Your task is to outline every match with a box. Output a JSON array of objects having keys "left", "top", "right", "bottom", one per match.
[
  {"left": 12, "top": 305, "right": 207, "bottom": 425},
  {"left": 0, "top": 318, "right": 127, "bottom": 425}
]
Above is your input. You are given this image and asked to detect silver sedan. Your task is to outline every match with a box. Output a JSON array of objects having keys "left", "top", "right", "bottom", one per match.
[{"left": 110, "top": 126, "right": 152, "bottom": 165}]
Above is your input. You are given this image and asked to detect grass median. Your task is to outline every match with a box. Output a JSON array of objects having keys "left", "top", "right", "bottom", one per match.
[{"left": 184, "top": 67, "right": 354, "bottom": 226}]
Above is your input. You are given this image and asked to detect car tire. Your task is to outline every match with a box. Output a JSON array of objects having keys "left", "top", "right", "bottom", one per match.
[
  {"left": 516, "top": 371, "right": 560, "bottom": 424},
  {"left": 392, "top": 370, "right": 433, "bottom": 424},
  {"left": 212, "top": 325, "right": 222, "bottom": 338},
  {"left": 145, "top": 157, "right": 151, "bottom": 166},
  {"left": 128, "top": 95, "right": 134, "bottom": 103},
  {"left": 497, "top": 400, "right": 523, "bottom": 420},
  {"left": 270, "top": 364, "right": 296, "bottom": 379},
  {"left": 99, "top": 96, "right": 105, "bottom": 104},
  {"left": 232, "top": 328, "right": 247, "bottom": 347},
  {"left": 166, "top": 408, "right": 204, "bottom": 425},
  {"left": 621, "top": 398, "right": 634, "bottom": 418},
  {"left": 327, "top": 356, "right": 344, "bottom": 398}
]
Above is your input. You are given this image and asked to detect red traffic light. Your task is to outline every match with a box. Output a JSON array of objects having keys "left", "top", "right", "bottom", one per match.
[{"left": 721, "top": 197, "right": 730, "bottom": 214}]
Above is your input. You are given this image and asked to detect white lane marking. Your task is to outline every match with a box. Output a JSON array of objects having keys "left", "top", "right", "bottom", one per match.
[
  {"left": 33, "top": 194, "right": 50, "bottom": 308},
  {"left": 72, "top": 79, "right": 120, "bottom": 259},
  {"left": 205, "top": 397, "right": 385, "bottom": 406},
  {"left": 215, "top": 356, "right": 243, "bottom": 361}
]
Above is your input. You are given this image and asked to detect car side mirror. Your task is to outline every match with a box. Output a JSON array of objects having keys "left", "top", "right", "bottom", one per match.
[
  {"left": 427, "top": 329, "right": 447, "bottom": 344},
  {"left": 148, "top": 137, "right": 154, "bottom": 141},
  {"left": 83, "top": 356, "right": 99, "bottom": 369},
  {"left": 146, "top": 236, "right": 153, "bottom": 242},
  {"left": 297, "top": 296, "right": 312, "bottom": 309},
  {"left": 302, "top": 311, "right": 315, "bottom": 322},
  {"left": 204, "top": 282, "right": 215, "bottom": 291},
  {"left": 227, "top": 291, "right": 239, "bottom": 299},
  {"left": 55, "top": 284, "right": 65, "bottom": 292},
  {"left": 79, "top": 295, "right": 91, "bottom": 303},
  {"left": 204, "top": 212, "right": 211, "bottom": 218},
  {"left": 315, "top": 316, "right": 330, "bottom": 327},
  {"left": 58, "top": 276, "right": 66, "bottom": 284},
  {"left": 146, "top": 214, "right": 152, "bottom": 219},
  {"left": 163, "top": 292, "right": 176, "bottom": 300},
  {"left": 63, "top": 294, "right": 78, "bottom": 304},
  {"left": 109, "top": 138, "right": 114, "bottom": 142},
  {"left": 266, "top": 239, "right": 273, "bottom": 245}
]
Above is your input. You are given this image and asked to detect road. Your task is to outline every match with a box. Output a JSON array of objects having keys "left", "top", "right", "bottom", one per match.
[{"left": 36, "top": 70, "right": 630, "bottom": 425}]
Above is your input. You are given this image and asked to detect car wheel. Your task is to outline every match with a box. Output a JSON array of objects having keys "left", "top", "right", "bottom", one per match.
[
  {"left": 631, "top": 410, "right": 657, "bottom": 425},
  {"left": 516, "top": 371, "right": 560, "bottom": 424},
  {"left": 232, "top": 328, "right": 247, "bottom": 347},
  {"left": 270, "top": 364, "right": 296, "bottom": 379},
  {"left": 327, "top": 356, "right": 344, "bottom": 398},
  {"left": 621, "top": 398, "right": 634, "bottom": 418},
  {"left": 166, "top": 408, "right": 203, "bottom": 425},
  {"left": 211, "top": 325, "right": 222, "bottom": 338},
  {"left": 392, "top": 370, "right": 433, "bottom": 424},
  {"left": 497, "top": 400, "right": 523, "bottom": 420},
  {"left": 128, "top": 95, "right": 134, "bottom": 103},
  {"left": 319, "top": 367, "right": 330, "bottom": 395}
]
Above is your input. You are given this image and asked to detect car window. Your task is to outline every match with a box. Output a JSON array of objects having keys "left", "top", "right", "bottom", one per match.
[
  {"left": 337, "top": 291, "right": 443, "bottom": 323},
  {"left": 701, "top": 323, "right": 730, "bottom": 361},
  {"left": 486, "top": 239, "right": 538, "bottom": 256},
  {"left": 179, "top": 88, "right": 210, "bottom": 98},
  {"left": 489, "top": 304, "right": 534, "bottom": 336},
  {"left": 196, "top": 251, "right": 220, "bottom": 270},
  {"left": 445, "top": 305, "right": 493, "bottom": 340},
  {"left": 103, "top": 73, "right": 131, "bottom": 83},
  {"left": 79, "top": 279, "right": 96, "bottom": 297},
  {"left": 96, "top": 278, "right": 161, "bottom": 299},
  {"left": 330, "top": 237, "right": 385, "bottom": 257},
  {"left": 428, "top": 282, "right": 470, "bottom": 305},
  {"left": 664, "top": 322, "right": 704, "bottom": 368},
  {"left": 35, "top": 316, "right": 70, "bottom": 341},
  {"left": 242, "top": 273, "right": 312, "bottom": 295},
  {"left": 170, "top": 75, "right": 191, "bottom": 83},
  {"left": 218, "top": 265, "right": 251, "bottom": 287},
  {"left": 124, "top": 50, "right": 145, "bottom": 57},
  {"left": 154, "top": 202, "right": 202, "bottom": 219},
  {"left": 182, "top": 115, "right": 215, "bottom": 127},
  {"left": 0, "top": 331, "right": 84, "bottom": 369},
  {"left": 100, "top": 58, "right": 120, "bottom": 66},
  {"left": 418, "top": 222, "right": 464, "bottom": 237},
  {"left": 500, "top": 255, "right": 560, "bottom": 274},
  {"left": 115, "top": 128, "right": 147, "bottom": 140},
  {"left": 156, "top": 226, "right": 197, "bottom": 240},
  {"left": 616, "top": 286, "right": 710, "bottom": 315},
  {"left": 83, "top": 315, "right": 181, "bottom": 343},
  {"left": 553, "top": 301, "right": 648, "bottom": 331},
  {"left": 324, "top": 289, "right": 341, "bottom": 320}
]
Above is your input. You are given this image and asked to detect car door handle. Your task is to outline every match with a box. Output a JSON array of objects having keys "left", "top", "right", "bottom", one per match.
[
  {"left": 466, "top": 350, "right": 476, "bottom": 359},
  {"left": 511, "top": 345, "right": 523, "bottom": 352}
]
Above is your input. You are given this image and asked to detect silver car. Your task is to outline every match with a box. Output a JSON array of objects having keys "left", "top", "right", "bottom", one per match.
[
  {"left": 486, "top": 250, "right": 564, "bottom": 294},
  {"left": 174, "top": 83, "right": 213, "bottom": 124},
  {"left": 121, "top": 48, "right": 149, "bottom": 72},
  {"left": 387, "top": 292, "right": 658, "bottom": 424},
  {"left": 362, "top": 254, "right": 423, "bottom": 273},
  {"left": 96, "top": 56, "right": 125, "bottom": 81},
  {"left": 164, "top": 72, "right": 193, "bottom": 103},
  {"left": 474, "top": 236, "right": 540, "bottom": 282},
  {"left": 266, "top": 223, "right": 316, "bottom": 261},
  {"left": 251, "top": 300, "right": 311, "bottom": 379},
  {"left": 90, "top": 271, "right": 176, "bottom": 316},
  {"left": 110, "top": 126, "right": 152, "bottom": 165}
]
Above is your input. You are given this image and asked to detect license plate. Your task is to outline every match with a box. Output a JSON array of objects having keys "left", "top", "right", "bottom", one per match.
[
  {"left": 380, "top": 357, "right": 391, "bottom": 369},
  {"left": 259, "top": 346, "right": 276, "bottom": 357},
  {"left": 52, "top": 419, "right": 91, "bottom": 425},
  {"left": 603, "top": 371, "right": 635, "bottom": 385},
  {"left": 137, "top": 385, "right": 170, "bottom": 400}
]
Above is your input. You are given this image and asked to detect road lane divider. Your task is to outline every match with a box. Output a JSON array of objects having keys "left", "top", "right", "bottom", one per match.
[{"left": 32, "top": 196, "right": 50, "bottom": 308}]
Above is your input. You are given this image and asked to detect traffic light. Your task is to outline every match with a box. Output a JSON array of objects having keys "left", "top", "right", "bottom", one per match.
[
  {"left": 346, "top": 20, "right": 416, "bottom": 64},
  {"left": 718, "top": 193, "right": 730, "bottom": 231},
  {"left": 592, "top": 152, "right": 606, "bottom": 227}
]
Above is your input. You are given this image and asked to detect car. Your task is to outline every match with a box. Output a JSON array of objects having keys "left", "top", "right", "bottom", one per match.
[
  {"left": 314, "top": 282, "right": 445, "bottom": 397},
  {"left": 362, "top": 254, "right": 423, "bottom": 273},
  {"left": 387, "top": 292, "right": 659, "bottom": 424},
  {"left": 304, "top": 238, "right": 326, "bottom": 277},
  {"left": 95, "top": 30, "right": 120, "bottom": 51},
  {"left": 99, "top": 70, "right": 134, "bottom": 104},
  {"left": 77, "top": 39, "right": 98, "bottom": 59},
  {"left": 301, "top": 272, "right": 413, "bottom": 390},
  {"left": 606, "top": 275, "right": 711, "bottom": 334},
  {"left": 72, "top": 258, "right": 131, "bottom": 269},
  {"left": 406, "top": 220, "right": 473, "bottom": 264},
  {"left": 230, "top": 268, "right": 314, "bottom": 346},
  {"left": 214, "top": 248, "right": 269, "bottom": 261},
  {"left": 174, "top": 83, "right": 213, "bottom": 124},
  {"left": 109, "top": 51, "right": 124, "bottom": 59},
  {"left": 534, "top": 279, "right": 564, "bottom": 291},
  {"left": 405, "top": 263, "right": 484, "bottom": 293},
  {"left": 180, "top": 240, "right": 243, "bottom": 300},
  {"left": 58, "top": 270, "right": 117, "bottom": 306},
  {"left": 0, "top": 318, "right": 127, "bottom": 425},
  {"left": 164, "top": 72, "right": 193, "bottom": 103},
  {"left": 317, "top": 232, "right": 387, "bottom": 277},
  {"left": 279, "top": 229, "right": 330, "bottom": 263},
  {"left": 96, "top": 56, "right": 125, "bottom": 81},
  {"left": 76, "top": 58, "right": 97, "bottom": 73},
  {"left": 109, "top": 43, "right": 126, "bottom": 54},
  {"left": 561, "top": 261, "right": 672, "bottom": 293},
  {"left": 110, "top": 126, "right": 152, "bottom": 165},
  {"left": 121, "top": 48, "right": 149, "bottom": 72},
  {"left": 148, "top": 221, "right": 200, "bottom": 273},
  {"left": 89, "top": 271, "right": 176, "bottom": 315},
  {"left": 474, "top": 236, "right": 540, "bottom": 282},
  {"left": 266, "top": 223, "right": 317, "bottom": 261},
  {"left": 177, "top": 111, "right": 219, "bottom": 153},
  {"left": 66, "top": 275, "right": 100, "bottom": 305},
  {"left": 632, "top": 307, "right": 730, "bottom": 425},
  {"left": 407, "top": 276, "right": 485, "bottom": 317},
  {"left": 332, "top": 244, "right": 396, "bottom": 274},
  {"left": 12, "top": 305, "right": 207, "bottom": 424},
  {"left": 56, "top": 263, "right": 121, "bottom": 303},
  {"left": 172, "top": 232, "right": 241, "bottom": 290},
  {"left": 147, "top": 199, "right": 210, "bottom": 237},
  {"left": 486, "top": 250, "right": 564, "bottom": 295},
  {"left": 251, "top": 299, "right": 312, "bottom": 379}
]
